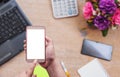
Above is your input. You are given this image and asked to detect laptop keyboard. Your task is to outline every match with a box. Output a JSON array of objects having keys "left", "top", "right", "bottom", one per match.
[{"left": 0, "top": 7, "right": 29, "bottom": 44}]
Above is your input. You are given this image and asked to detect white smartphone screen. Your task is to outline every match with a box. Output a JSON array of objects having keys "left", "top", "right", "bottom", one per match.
[{"left": 26, "top": 26, "right": 45, "bottom": 62}]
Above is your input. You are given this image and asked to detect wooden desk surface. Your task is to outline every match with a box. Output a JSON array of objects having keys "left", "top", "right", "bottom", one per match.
[{"left": 0, "top": 0, "right": 120, "bottom": 77}]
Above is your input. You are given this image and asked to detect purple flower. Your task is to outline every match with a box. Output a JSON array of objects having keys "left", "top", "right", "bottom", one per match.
[
  {"left": 99, "top": 0, "right": 117, "bottom": 14},
  {"left": 94, "top": 15, "right": 110, "bottom": 30}
]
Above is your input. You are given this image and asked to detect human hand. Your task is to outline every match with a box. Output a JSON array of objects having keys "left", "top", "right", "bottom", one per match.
[
  {"left": 15, "top": 62, "right": 36, "bottom": 77},
  {"left": 40, "top": 36, "right": 55, "bottom": 68},
  {"left": 24, "top": 36, "right": 55, "bottom": 68}
]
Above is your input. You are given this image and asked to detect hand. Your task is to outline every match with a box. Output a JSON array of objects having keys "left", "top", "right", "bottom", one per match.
[
  {"left": 40, "top": 36, "right": 55, "bottom": 68},
  {"left": 15, "top": 62, "right": 36, "bottom": 77},
  {"left": 24, "top": 36, "right": 55, "bottom": 68}
]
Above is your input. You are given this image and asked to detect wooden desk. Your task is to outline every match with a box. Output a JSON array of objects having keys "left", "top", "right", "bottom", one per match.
[{"left": 0, "top": 0, "right": 120, "bottom": 77}]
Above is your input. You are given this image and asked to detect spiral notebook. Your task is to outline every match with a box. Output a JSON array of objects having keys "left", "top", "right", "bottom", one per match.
[{"left": 78, "top": 59, "right": 109, "bottom": 77}]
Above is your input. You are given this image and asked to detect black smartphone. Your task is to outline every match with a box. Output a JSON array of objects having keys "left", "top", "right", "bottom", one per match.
[{"left": 81, "top": 39, "right": 113, "bottom": 61}]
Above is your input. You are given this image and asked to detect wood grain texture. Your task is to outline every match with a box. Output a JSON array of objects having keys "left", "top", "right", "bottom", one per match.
[{"left": 0, "top": 0, "right": 120, "bottom": 77}]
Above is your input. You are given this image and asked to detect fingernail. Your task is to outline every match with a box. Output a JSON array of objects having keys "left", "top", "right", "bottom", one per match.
[
  {"left": 32, "top": 75, "right": 36, "bottom": 77},
  {"left": 33, "top": 59, "right": 38, "bottom": 64}
]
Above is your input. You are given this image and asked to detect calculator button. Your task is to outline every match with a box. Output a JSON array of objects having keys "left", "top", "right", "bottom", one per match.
[
  {"left": 72, "top": 9, "right": 77, "bottom": 14},
  {"left": 53, "top": 0, "right": 56, "bottom": 2},
  {"left": 60, "top": 13, "right": 63, "bottom": 16},
  {"left": 68, "top": 9, "right": 72, "bottom": 15}
]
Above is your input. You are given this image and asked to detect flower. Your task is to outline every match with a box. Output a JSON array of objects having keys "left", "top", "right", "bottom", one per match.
[
  {"left": 99, "top": 0, "right": 117, "bottom": 14},
  {"left": 112, "top": 9, "right": 120, "bottom": 26},
  {"left": 94, "top": 15, "right": 110, "bottom": 30},
  {"left": 86, "top": 0, "right": 98, "bottom": 2},
  {"left": 117, "top": 0, "right": 120, "bottom": 2},
  {"left": 83, "top": 0, "right": 120, "bottom": 36},
  {"left": 83, "top": 2, "right": 93, "bottom": 19}
]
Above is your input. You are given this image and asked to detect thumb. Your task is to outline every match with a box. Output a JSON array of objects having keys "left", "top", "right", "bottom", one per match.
[
  {"left": 32, "top": 75, "right": 36, "bottom": 77},
  {"left": 26, "top": 63, "right": 36, "bottom": 77}
]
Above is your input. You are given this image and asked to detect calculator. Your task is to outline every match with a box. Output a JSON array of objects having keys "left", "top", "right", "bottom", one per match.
[{"left": 51, "top": 0, "right": 79, "bottom": 18}]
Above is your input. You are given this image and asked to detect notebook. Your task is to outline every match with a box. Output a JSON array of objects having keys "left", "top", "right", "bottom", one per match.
[{"left": 78, "top": 59, "right": 109, "bottom": 77}]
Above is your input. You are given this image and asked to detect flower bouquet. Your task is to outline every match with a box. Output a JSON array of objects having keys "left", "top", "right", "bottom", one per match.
[{"left": 83, "top": 0, "right": 120, "bottom": 37}]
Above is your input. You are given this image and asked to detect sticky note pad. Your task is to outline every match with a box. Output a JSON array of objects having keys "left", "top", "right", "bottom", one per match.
[
  {"left": 78, "top": 59, "right": 109, "bottom": 77},
  {"left": 33, "top": 65, "right": 49, "bottom": 77}
]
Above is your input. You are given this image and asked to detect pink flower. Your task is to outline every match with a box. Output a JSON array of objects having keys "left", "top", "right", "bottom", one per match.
[
  {"left": 83, "top": 2, "right": 93, "bottom": 19},
  {"left": 112, "top": 9, "right": 120, "bottom": 26}
]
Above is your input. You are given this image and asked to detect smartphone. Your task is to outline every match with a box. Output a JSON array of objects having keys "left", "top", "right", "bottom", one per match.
[
  {"left": 26, "top": 26, "right": 45, "bottom": 62},
  {"left": 81, "top": 39, "right": 113, "bottom": 61}
]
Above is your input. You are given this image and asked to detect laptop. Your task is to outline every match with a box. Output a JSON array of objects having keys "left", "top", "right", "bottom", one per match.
[{"left": 0, "top": 0, "right": 31, "bottom": 65}]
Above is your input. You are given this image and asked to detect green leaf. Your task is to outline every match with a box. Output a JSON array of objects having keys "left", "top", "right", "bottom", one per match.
[
  {"left": 87, "top": 20, "right": 94, "bottom": 26},
  {"left": 101, "top": 29, "right": 109, "bottom": 37},
  {"left": 115, "top": 0, "right": 118, "bottom": 3},
  {"left": 93, "top": 3, "right": 98, "bottom": 9}
]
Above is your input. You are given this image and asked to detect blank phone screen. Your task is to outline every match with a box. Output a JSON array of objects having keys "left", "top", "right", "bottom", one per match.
[{"left": 27, "top": 28, "right": 45, "bottom": 60}]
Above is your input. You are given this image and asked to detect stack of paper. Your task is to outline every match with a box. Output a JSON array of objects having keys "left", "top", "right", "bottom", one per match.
[{"left": 78, "top": 59, "right": 109, "bottom": 77}]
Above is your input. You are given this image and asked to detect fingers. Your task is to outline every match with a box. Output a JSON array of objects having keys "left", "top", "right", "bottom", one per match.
[
  {"left": 23, "top": 40, "right": 26, "bottom": 47},
  {"left": 23, "top": 40, "right": 27, "bottom": 52},
  {"left": 45, "top": 36, "right": 52, "bottom": 47},
  {"left": 45, "top": 36, "right": 53, "bottom": 47},
  {"left": 26, "top": 63, "right": 36, "bottom": 77},
  {"left": 46, "top": 41, "right": 48, "bottom": 47},
  {"left": 45, "top": 36, "right": 52, "bottom": 43},
  {"left": 33, "top": 59, "right": 38, "bottom": 64},
  {"left": 24, "top": 40, "right": 26, "bottom": 43},
  {"left": 40, "top": 62, "right": 47, "bottom": 68},
  {"left": 32, "top": 75, "right": 36, "bottom": 77},
  {"left": 25, "top": 60, "right": 37, "bottom": 77},
  {"left": 24, "top": 44, "right": 26, "bottom": 49}
]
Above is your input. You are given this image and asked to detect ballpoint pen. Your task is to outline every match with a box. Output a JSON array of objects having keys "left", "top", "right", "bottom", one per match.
[{"left": 61, "top": 61, "right": 70, "bottom": 77}]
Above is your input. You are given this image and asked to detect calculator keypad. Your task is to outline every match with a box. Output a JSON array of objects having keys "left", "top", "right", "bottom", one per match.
[{"left": 52, "top": 0, "right": 78, "bottom": 18}]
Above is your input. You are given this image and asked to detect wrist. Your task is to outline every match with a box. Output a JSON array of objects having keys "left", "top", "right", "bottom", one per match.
[
  {"left": 46, "top": 59, "right": 58, "bottom": 70},
  {"left": 46, "top": 59, "right": 66, "bottom": 77}
]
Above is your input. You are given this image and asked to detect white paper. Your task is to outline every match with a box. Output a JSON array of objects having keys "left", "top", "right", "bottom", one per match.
[{"left": 78, "top": 59, "right": 109, "bottom": 77}]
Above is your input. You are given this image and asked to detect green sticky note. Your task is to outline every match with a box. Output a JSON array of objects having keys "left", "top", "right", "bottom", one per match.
[{"left": 33, "top": 65, "right": 49, "bottom": 77}]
